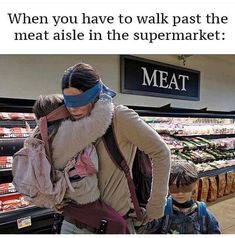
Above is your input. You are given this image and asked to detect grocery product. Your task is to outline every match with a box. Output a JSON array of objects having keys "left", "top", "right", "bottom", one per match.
[
  {"left": 198, "top": 177, "right": 209, "bottom": 202},
  {"left": 224, "top": 171, "right": 235, "bottom": 195},
  {"left": 217, "top": 173, "right": 226, "bottom": 197},
  {"left": 207, "top": 176, "right": 218, "bottom": 202}
]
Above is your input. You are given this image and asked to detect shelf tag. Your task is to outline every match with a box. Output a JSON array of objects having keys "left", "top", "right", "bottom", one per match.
[{"left": 17, "top": 216, "right": 32, "bottom": 229}]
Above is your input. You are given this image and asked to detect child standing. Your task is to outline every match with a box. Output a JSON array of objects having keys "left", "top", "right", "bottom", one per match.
[{"left": 139, "top": 160, "right": 221, "bottom": 234}]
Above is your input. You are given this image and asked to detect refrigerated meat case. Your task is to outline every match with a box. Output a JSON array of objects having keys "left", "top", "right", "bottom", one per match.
[
  {"left": 1, "top": 98, "right": 235, "bottom": 233},
  {"left": 0, "top": 98, "right": 54, "bottom": 234},
  {"left": 129, "top": 104, "right": 235, "bottom": 203}
]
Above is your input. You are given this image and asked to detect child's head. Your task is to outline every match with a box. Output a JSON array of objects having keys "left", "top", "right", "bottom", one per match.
[
  {"left": 169, "top": 160, "right": 198, "bottom": 204},
  {"left": 32, "top": 94, "right": 64, "bottom": 140},
  {"left": 33, "top": 94, "right": 64, "bottom": 120}
]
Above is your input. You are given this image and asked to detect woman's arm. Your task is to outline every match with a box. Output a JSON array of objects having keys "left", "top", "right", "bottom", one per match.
[{"left": 114, "top": 105, "right": 171, "bottom": 220}]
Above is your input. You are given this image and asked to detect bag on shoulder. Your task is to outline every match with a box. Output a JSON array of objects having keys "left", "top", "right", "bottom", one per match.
[
  {"left": 12, "top": 105, "right": 71, "bottom": 209},
  {"left": 12, "top": 138, "right": 68, "bottom": 208},
  {"left": 132, "top": 149, "right": 152, "bottom": 207},
  {"left": 63, "top": 199, "right": 130, "bottom": 234},
  {"left": 103, "top": 124, "right": 152, "bottom": 221}
]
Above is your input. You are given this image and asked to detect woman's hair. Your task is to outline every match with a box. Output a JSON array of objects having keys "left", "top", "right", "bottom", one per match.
[
  {"left": 61, "top": 63, "right": 100, "bottom": 92},
  {"left": 169, "top": 160, "right": 199, "bottom": 187},
  {"left": 32, "top": 94, "right": 64, "bottom": 140}
]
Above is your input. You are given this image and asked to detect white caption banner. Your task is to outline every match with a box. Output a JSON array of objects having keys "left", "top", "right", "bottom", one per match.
[{"left": 0, "top": 3, "right": 234, "bottom": 54}]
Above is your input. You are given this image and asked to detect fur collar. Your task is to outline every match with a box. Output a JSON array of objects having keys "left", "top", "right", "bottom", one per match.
[{"left": 52, "top": 99, "right": 114, "bottom": 169}]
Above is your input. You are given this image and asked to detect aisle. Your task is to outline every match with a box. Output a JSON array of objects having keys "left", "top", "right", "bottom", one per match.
[{"left": 207, "top": 193, "right": 235, "bottom": 234}]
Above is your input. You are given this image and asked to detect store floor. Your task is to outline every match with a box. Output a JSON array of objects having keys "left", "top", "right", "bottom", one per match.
[{"left": 207, "top": 193, "right": 235, "bottom": 234}]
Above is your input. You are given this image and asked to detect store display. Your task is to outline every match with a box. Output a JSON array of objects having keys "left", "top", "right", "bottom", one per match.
[
  {"left": 143, "top": 116, "right": 235, "bottom": 204},
  {"left": 192, "top": 181, "right": 199, "bottom": 201},
  {"left": 0, "top": 113, "right": 35, "bottom": 121},
  {"left": 0, "top": 101, "right": 234, "bottom": 233},
  {"left": 224, "top": 171, "right": 234, "bottom": 195},
  {"left": 0, "top": 108, "right": 55, "bottom": 234},
  {"left": 0, "top": 183, "right": 16, "bottom": 195},
  {"left": 207, "top": 176, "right": 218, "bottom": 202},
  {"left": 216, "top": 173, "right": 226, "bottom": 198},
  {"left": 0, "top": 156, "right": 13, "bottom": 169},
  {"left": 198, "top": 177, "right": 209, "bottom": 202}
]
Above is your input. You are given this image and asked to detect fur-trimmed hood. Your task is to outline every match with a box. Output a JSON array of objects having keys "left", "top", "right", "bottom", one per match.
[{"left": 52, "top": 97, "right": 114, "bottom": 170}]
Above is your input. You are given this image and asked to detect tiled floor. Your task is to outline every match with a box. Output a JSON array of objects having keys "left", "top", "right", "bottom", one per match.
[{"left": 207, "top": 193, "right": 235, "bottom": 234}]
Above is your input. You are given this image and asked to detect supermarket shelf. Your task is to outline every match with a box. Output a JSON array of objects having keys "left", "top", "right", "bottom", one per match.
[
  {"left": 0, "top": 168, "right": 13, "bottom": 183},
  {"left": 199, "top": 165, "right": 235, "bottom": 178},
  {"left": 0, "top": 206, "right": 54, "bottom": 234},
  {"left": 173, "top": 134, "right": 235, "bottom": 139},
  {"left": 0, "top": 138, "right": 24, "bottom": 156},
  {"left": 0, "top": 120, "right": 36, "bottom": 128},
  {"left": 0, "top": 98, "right": 35, "bottom": 113},
  {"left": 0, "top": 192, "right": 19, "bottom": 198}
]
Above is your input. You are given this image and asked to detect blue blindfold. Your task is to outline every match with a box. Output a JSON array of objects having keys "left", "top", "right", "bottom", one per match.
[{"left": 63, "top": 81, "right": 116, "bottom": 108}]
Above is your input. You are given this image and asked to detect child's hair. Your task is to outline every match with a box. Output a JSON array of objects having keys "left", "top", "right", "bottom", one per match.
[
  {"left": 33, "top": 94, "right": 64, "bottom": 120},
  {"left": 32, "top": 94, "right": 64, "bottom": 140},
  {"left": 169, "top": 160, "right": 199, "bottom": 187}
]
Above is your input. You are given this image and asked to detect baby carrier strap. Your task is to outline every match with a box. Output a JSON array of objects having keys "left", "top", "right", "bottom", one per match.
[
  {"left": 38, "top": 105, "right": 70, "bottom": 180},
  {"left": 102, "top": 124, "right": 144, "bottom": 221},
  {"left": 196, "top": 201, "right": 207, "bottom": 234},
  {"left": 39, "top": 105, "right": 70, "bottom": 159},
  {"left": 161, "top": 196, "right": 173, "bottom": 234}
]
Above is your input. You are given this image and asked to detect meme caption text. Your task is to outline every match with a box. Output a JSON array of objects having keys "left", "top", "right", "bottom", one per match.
[{"left": 7, "top": 12, "right": 228, "bottom": 43}]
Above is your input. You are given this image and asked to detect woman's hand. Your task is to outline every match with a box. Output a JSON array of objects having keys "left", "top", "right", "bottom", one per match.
[{"left": 128, "top": 207, "right": 154, "bottom": 227}]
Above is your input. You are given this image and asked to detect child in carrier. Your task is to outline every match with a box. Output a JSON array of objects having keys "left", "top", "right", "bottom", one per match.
[
  {"left": 138, "top": 160, "right": 221, "bottom": 234},
  {"left": 32, "top": 94, "right": 100, "bottom": 206},
  {"left": 32, "top": 94, "right": 129, "bottom": 234}
]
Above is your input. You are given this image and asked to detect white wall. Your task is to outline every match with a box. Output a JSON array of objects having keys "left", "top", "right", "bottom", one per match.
[{"left": 0, "top": 55, "right": 235, "bottom": 111}]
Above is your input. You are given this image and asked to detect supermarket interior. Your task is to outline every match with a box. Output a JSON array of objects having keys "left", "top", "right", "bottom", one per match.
[{"left": 0, "top": 55, "right": 235, "bottom": 234}]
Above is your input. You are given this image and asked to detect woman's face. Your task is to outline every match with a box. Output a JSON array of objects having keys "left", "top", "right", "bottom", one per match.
[{"left": 63, "top": 87, "right": 93, "bottom": 120}]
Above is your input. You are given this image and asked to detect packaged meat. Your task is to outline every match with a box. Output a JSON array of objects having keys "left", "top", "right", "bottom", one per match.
[
  {"left": 0, "top": 183, "right": 16, "bottom": 195},
  {"left": 207, "top": 176, "right": 218, "bottom": 202},
  {"left": 0, "top": 113, "right": 10, "bottom": 120},
  {"left": 0, "top": 128, "right": 11, "bottom": 137},
  {"left": 2, "top": 199, "right": 22, "bottom": 212},
  {"left": 23, "top": 113, "right": 35, "bottom": 121},
  {"left": 216, "top": 173, "right": 226, "bottom": 197},
  {"left": 8, "top": 113, "right": 25, "bottom": 120},
  {"left": 0, "top": 156, "right": 13, "bottom": 168},
  {"left": 10, "top": 127, "right": 30, "bottom": 138},
  {"left": 198, "top": 177, "right": 209, "bottom": 202}
]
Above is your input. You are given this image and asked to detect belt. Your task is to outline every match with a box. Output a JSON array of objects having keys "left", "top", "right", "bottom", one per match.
[{"left": 64, "top": 216, "right": 96, "bottom": 233}]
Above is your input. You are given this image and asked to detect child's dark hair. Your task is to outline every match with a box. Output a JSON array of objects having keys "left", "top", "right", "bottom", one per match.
[
  {"left": 169, "top": 160, "right": 199, "bottom": 187},
  {"left": 61, "top": 63, "right": 100, "bottom": 92},
  {"left": 33, "top": 94, "right": 64, "bottom": 120},
  {"left": 32, "top": 94, "right": 64, "bottom": 140}
]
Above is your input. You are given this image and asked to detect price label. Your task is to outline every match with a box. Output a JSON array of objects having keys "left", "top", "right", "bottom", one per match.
[{"left": 17, "top": 216, "right": 32, "bottom": 229}]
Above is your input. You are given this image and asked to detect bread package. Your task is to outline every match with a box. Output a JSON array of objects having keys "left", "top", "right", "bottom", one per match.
[
  {"left": 207, "top": 176, "right": 218, "bottom": 202},
  {"left": 198, "top": 177, "right": 209, "bottom": 202},
  {"left": 192, "top": 181, "right": 199, "bottom": 201},
  {"left": 224, "top": 171, "right": 234, "bottom": 195},
  {"left": 217, "top": 173, "right": 226, "bottom": 197},
  {"left": 230, "top": 171, "right": 235, "bottom": 193}
]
